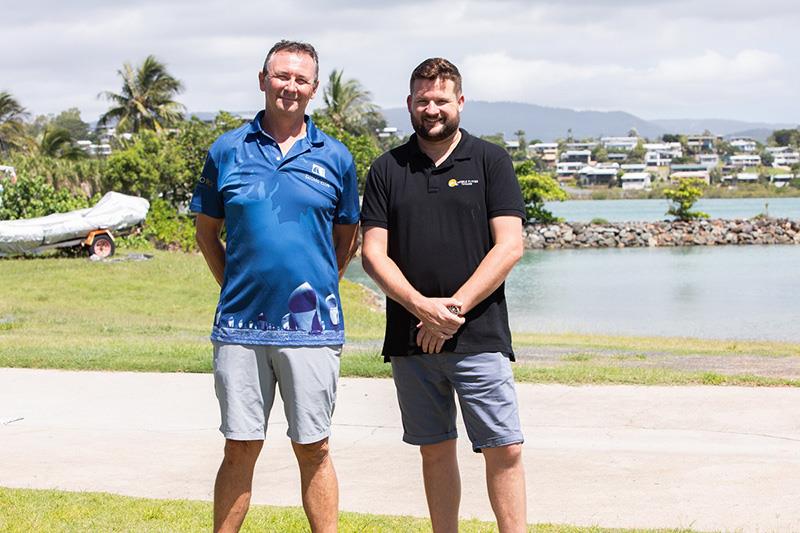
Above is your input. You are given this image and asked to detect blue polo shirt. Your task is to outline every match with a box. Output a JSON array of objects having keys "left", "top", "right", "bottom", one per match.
[{"left": 190, "top": 112, "right": 360, "bottom": 346}]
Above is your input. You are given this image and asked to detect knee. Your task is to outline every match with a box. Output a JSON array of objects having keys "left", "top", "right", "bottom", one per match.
[
  {"left": 223, "top": 439, "right": 263, "bottom": 465},
  {"left": 420, "top": 440, "right": 456, "bottom": 464},
  {"left": 484, "top": 443, "right": 523, "bottom": 468},
  {"left": 292, "top": 438, "right": 331, "bottom": 467}
]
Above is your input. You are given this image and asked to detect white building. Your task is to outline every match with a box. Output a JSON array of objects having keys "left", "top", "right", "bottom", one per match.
[
  {"left": 529, "top": 142, "right": 558, "bottom": 167},
  {"left": 620, "top": 172, "right": 652, "bottom": 190},
  {"left": 670, "top": 170, "right": 710, "bottom": 184},
  {"left": 560, "top": 150, "right": 592, "bottom": 164},
  {"left": 578, "top": 166, "right": 617, "bottom": 186},
  {"left": 697, "top": 154, "right": 719, "bottom": 168},
  {"left": 644, "top": 142, "right": 682, "bottom": 166},
  {"left": 729, "top": 154, "right": 761, "bottom": 168},
  {"left": 773, "top": 152, "right": 800, "bottom": 167},
  {"left": 556, "top": 161, "right": 586, "bottom": 176},
  {"left": 771, "top": 174, "right": 795, "bottom": 188},
  {"left": 730, "top": 138, "right": 757, "bottom": 152},
  {"left": 621, "top": 163, "right": 647, "bottom": 172},
  {"left": 600, "top": 136, "right": 639, "bottom": 151}
]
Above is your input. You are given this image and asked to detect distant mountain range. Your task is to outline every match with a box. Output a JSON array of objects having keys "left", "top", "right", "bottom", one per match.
[
  {"left": 190, "top": 103, "right": 797, "bottom": 143},
  {"left": 378, "top": 101, "right": 797, "bottom": 143}
]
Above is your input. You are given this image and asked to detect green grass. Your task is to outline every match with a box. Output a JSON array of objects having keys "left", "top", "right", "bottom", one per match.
[
  {"left": 512, "top": 332, "right": 800, "bottom": 358},
  {"left": 2, "top": 251, "right": 798, "bottom": 386},
  {"left": 0, "top": 251, "right": 384, "bottom": 372},
  {"left": 0, "top": 487, "right": 696, "bottom": 533}
]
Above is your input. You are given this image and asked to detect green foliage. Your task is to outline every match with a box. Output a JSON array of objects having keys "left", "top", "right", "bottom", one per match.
[
  {"left": 4, "top": 152, "right": 106, "bottom": 194},
  {"left": 320, "top": 69, "right": 384, "bottom": 135},
  {"left": 0, "top": 174, "right": 93, "bottom": 220},
  {"left": 662, "top": 133, "right": 681, "bottom": 143},
  {"left": 0, "top": 91, "right": 31, "bottom": 153},
  {"left": 103, "top": 130, "right": 190, "bottom": 204},
  {"left": 663, "top": 178, "right": 709, "bottom": 220},
  {"left": 591, "top": 145, "right": 608, "bottom": 162},
  {"left": 516, "top": 162, "right": 567, "bottom": 223},
  {"left": 480, "top": 132, "right": 506, "bottom": 148},
  {"left": 312, "top": 112, "right": 382, "bottom": 192},
  {"left": 590, "top": 217, "right": 609, "bottom": 224},
  {"left": 38, "top": 126, "right": 87, "bottom": 160},
  {"left": 98, "top": 55, "right": 185, "bottom": 133},
  {"left": 760, "top": 149, "right": 775, "bottom": 167},
  {"left": 140, "top": 198, "right": 196, "bottom": 251},
  {"left": 769, "top": 128, "right": 800, "bottom": 147},
  {"left": 51, "top": 108, "right": 90, "bottom": 140}
]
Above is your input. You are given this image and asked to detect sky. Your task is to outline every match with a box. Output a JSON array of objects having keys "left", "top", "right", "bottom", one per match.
[{"left": 2, "top": 0, "right": 798, "bottom": 125}]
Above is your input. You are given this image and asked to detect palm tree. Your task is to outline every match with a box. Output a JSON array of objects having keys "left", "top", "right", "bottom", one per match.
[
  {"left": 98, "top": 55, "right": 185, "bottom": 133},
  {"left": 321, "top": 70, "right": 384, "bottom": 135},
  {"left": 0, "top": 91, "right": 31, "bottom": 153},
  {"left": 38, "top": 126, "right": 86, "bottom": 160}
]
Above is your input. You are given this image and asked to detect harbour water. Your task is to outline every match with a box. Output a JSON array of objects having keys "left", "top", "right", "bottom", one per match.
[
  {"left": 346, "top": 244, "right": 800, "bottom": 342},
  {"left": 544, "top": 197, "right": 800, "bottom": 222}
]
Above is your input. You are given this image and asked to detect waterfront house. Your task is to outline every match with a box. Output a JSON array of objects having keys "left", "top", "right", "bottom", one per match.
[
  {"left": 578, "top": 166, "right": 617, "bottom": 186},
  {"left": 686, "top": 135, "right": 718, "bottom": 152},
  {"left": 621, "top": 163, "right": 647, "bottom": 172},
  {"left": 669, "top": 170, "right": 710, "bottom": 184},
  {"left": 620, "top": 172, "right": 652, "bottom": 190},
  {"left": 561, "top": 150, "right": 592, "bottom": 164},
  {"left": 529, "top": 142, "right": 559, "bottom": 167},
  {"left": 644, "top": 142, "right": 682, "bottom": 166},
  {"left": 564, "top": 142, "right": 598, "bottom": 151},
  {"left": 697, "top": 154, "right": 719, "bottom": 168},
  {"left": 770, "top": 174, "right": 795, "bottom": 188}
]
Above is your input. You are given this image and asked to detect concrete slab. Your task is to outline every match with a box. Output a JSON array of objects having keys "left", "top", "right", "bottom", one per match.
[{"left": 1, "top": 368, "right": 799, "bottom": 531}]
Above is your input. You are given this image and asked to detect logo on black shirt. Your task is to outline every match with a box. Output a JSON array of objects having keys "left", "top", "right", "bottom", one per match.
[{"left": 448, "top": 178, "right": 479, "bottom": 187}]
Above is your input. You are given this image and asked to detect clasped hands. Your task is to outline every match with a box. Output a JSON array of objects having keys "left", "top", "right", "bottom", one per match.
[{"left": 414, "top": 297, "right": 465, "bottom": 354}]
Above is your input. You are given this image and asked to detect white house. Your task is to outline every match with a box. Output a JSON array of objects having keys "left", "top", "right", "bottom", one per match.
[
  {"left": 578, "top": 166, "right": 617, "bottom": 186},
  {"left": 560, "top": 150, "right": 592, "bottom": 164},
  {"left": 564, "top": 142, "right": 597, "bottom": 151},
  {"left": 529, "top": 142, "right": 559, "bottom": 167},
  {"left": 620, "top": 172, "right": 652, "bottom": 190},
  {"left": 730, "top": 138, "right": 757, "bottom": 153},
  {"left": 773, "top": 151, "right": 800, "bottom": 167},
  {"left": 771, "top": 174, "right": 795, "bottom": 188},
  {"left": 697, "top": 154, "right": 719, "bottom": 168},
  {"left": 621, "top": 163, "right": 647, "bottom": 172},
  {"left": 600, "top": 136, "right": 639, "bottom": 151},
  {"left": 729, "top": 154, "right": 761, "bottom": 168},
  {"left": 669, "top": 170, "right": 710, "bottom": 184},
  {"left": 644, "top": 142, "right": 682, "bottom": 166},
  {"left": 556, "top": 161, "right": 586, "bottom": 176}
]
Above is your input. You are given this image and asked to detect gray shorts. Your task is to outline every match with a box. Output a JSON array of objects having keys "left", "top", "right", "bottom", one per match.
[
  {"left": 391, "top": 352, "right": 524, "bottom": 452},
  {"left": 212, "top": 342, "right": 341, "bottom": 443}
]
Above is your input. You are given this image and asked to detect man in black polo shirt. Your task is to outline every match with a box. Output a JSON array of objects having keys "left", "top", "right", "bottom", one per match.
[{"left": 361, "top": 58, "right": 527, "bottom": 533}]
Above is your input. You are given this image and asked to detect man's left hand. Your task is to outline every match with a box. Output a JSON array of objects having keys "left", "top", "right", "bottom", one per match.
[{"left": 416, "top": 325, "right": 450, "bottom": 354}]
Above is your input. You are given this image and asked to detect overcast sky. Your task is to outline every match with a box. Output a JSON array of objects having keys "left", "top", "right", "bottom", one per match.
[{"left": 2, "top": 0, "right": 798, "bottom": 125}]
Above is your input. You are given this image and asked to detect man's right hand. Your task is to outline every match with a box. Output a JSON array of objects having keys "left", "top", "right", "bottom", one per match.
[{"left": 412, "top": 296, "right": 465, "bottom": 337}]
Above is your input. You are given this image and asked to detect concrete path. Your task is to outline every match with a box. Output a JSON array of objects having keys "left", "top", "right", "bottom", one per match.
[{"left": 1, "top": 368, "right": 799, "bottom": 531}]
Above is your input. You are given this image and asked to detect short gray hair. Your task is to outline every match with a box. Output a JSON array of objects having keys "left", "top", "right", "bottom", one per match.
[{"left": 262, "top": 40, "right": 319, "bottom": 83}]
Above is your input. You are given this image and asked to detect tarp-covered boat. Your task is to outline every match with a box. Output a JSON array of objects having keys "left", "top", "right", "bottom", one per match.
[{"left": 0, "top": 192, "right": 150, "bottom": 256}]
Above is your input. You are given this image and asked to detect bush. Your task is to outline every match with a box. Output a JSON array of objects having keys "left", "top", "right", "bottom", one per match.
[
  {"left": 664, "top": 178, "right": 709, "bottom": 220},
  {"left": 590, "top": 217, "right": 609, "bottom": 225},
  {"left": 140, "top": 199, "right": 196, "bottom": 252},
  {"left": 0, "top": 175, "right": 94, "bottom": 220},
  {"left": 516, "top": 163, "right": 567, "bottom": 223}
]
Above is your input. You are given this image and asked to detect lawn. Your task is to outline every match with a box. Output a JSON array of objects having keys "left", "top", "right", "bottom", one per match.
[
  {"left": 1, "top": 250, "right": 798, "bottom": 386},
  {"left": 0, "top": 487, "right": 695, "bottom": 533}
]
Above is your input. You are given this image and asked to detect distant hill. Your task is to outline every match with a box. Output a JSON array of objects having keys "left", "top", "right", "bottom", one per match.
[
  {"left": 380, "top": 101, "right": 665, "bottom": 141},
  {"left": 187, "top": 104, "right": 794, "bottom": 143}
]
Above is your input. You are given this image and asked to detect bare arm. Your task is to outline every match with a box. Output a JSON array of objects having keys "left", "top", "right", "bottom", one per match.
[
  {"left": 333, "top": 223, "right": 360, "bottom": 280},
  {"left": 361, "top": 226, "right": 465, "bottom": 336},
  {"left": 416, "top": 216, "right": 524, "bottom": 353},
  {"left": 195, "top": 213, "right": 226, "bottom": 287},
  {"left": 452, "top": 215, "right": 524, "bottom": 314}
]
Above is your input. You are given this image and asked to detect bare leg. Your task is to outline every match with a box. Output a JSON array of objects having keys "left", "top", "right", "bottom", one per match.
[
  {"left": 214, "top": 439, "right": 263, "bottom": 533},
  {"left": 292, "top": 438, "right": 339, "bottom": 533},
  {"left": 483, "top": 443, "right": 526, "bottom": 533},
  {"left": 420, "top": 439, "right": 461, "bottom": 533}
]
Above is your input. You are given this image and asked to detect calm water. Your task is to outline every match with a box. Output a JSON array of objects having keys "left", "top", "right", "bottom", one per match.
[
  {"left": 346, "top": 245, "right": 800, "bottom": 342},
  {"left": 545, "top": 197, "right": 800, "bottom": 222}
]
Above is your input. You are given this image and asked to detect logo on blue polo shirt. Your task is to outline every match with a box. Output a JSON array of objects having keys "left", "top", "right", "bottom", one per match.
[{"left": 312, "top": 163, "right": 327, "bottom": 178}]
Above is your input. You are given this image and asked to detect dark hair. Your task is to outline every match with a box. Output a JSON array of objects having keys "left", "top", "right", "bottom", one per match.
[
  {"left": 409, "top": 57, "right": 462, "bottom": 94},
  {"left": 263, "top": 40, "right": 319, "bottom": 82}
]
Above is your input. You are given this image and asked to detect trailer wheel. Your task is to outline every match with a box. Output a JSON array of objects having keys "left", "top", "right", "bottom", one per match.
[{"left": 90, "top": 234, "right": 115, "bottom": 258}]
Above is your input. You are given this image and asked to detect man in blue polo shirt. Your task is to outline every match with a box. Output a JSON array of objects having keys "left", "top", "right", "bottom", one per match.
[{"left": 191, "top": 40, "right": 359, "bottom": 533}]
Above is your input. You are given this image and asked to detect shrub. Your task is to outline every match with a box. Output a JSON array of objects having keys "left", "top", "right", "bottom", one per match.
[
  {"left": 664, "top": 178, "right": 709, "bottom": 220},
  {"left": 0, "top": 175, "right": 94, "bottom": 220},
  {"left": 140, "top": 198, "right": 196, "bottom": 252},
  {"left": 516, "top": 163, "right": 567, "bottom": 223}
]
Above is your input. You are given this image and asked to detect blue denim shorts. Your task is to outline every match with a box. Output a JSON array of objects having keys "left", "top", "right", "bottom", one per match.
[{"left": 390, "top": 352, "right": 524, "bottom": 452}]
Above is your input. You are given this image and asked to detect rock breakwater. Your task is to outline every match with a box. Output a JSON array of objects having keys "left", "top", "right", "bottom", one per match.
[{"left": 524, "top": 218, "right": 800, "bottom": 249}]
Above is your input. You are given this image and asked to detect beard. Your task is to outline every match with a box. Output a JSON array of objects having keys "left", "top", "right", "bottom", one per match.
[{"left": 410, "top": 112, "right": 460, "bottom": 142}]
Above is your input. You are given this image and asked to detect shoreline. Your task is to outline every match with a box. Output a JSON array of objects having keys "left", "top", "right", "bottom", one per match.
[{"left": 524, "top": 217, "right": 800, "bottom": 249}]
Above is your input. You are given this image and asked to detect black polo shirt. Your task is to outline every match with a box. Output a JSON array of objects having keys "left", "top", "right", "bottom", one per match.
[{"left": 361, "top": 129, "right": 525, "bottom": 359}]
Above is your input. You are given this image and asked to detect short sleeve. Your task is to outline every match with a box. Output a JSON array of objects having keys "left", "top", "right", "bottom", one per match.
[
  {"left": 334, "top": 159, "right": 360, "bottom": 225},
  {"left": 486, "top": 153, "right": 526, "bottom": 220},
  {"left": 189, "top": 150, "right": 225, "bottom": 219},
  {"left": 360, "top": 160, "right": 389, "bottom": 229}
]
